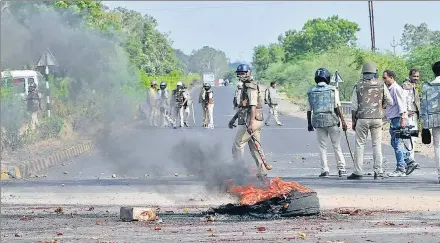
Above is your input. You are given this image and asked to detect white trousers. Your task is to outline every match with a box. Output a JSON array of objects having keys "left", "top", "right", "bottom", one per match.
[
  {"left": 316, "top": 126, "right": 346, "bottom": 173},
  {"left": 265, "top": 105, "right": 281, "bottom": 125}
]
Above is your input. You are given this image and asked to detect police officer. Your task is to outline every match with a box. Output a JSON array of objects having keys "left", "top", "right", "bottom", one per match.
[
  {"left": 264, "top": 81, "right": 283, "bottom": 126},
  {"left": 402, "top": 69, "right": 421, "bottom": 173},
  {"left": 199, "top": 83, "right": 207, "bottom": 127},
  {"left": 172, "top": 81, "right": 186, "bottom": 129},
  {"left": 147, "top": 80, "right": 158, "bottom": 126},
  {"left": 228, "top": 64, "right": 269, "bottom": 181},
  {"left": 348, "top": 62, "right": 394, "bottom": 180},
  {"left": 26, "top": 82, "right": 41, "bottom": 130},
  {"left": 307, "top": 68, "right": 347, "bottom": 177},
  {"left": 157, "top": 81, "right": 172, "bottom": 127},
  {"left": 420, "top": 61, "right": 440, "bottom": 184},
  {"left": 202, "top": 83, "right": 215, "bottom": 129},
  {"left": 182, "top": 83, "right": 192, "bottom": 127},
  {"left": 233, "top": 81, "right": 243, "bottom": 112}
]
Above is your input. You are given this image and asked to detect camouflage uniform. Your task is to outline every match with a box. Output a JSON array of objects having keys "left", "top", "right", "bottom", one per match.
[
  {"left": 202, "top": 88, "right": 214, "bottom": 129},
  {"left": 402, "top": 80, "right": 421, "bottom": 160},
  {"left": 172, "top": 88, "right": 185, "bottom": 128},
  {"left": 307, "top": 83, "right": 346, "bottom": 174},
  {"left": 420, "top": 76, "right": 440, "bottom": 181},
  {"left": 350, "top": 63, "right": 394, "bottom": 177},
  {"left": 232, "top": 81, "right": 267, "bottom": 177}
]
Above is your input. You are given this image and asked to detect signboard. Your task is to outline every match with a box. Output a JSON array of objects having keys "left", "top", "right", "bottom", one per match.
[{"left": 202, "top": 72, "right": 215, "bottom": 83}]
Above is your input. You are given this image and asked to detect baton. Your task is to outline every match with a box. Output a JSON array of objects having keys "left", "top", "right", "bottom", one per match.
[{"left": 243, "top": 122, "right": 273, "bottom": 171}]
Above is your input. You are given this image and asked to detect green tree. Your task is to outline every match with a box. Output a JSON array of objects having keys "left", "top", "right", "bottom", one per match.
[
  {"left": 407, "top": 44, "right": 440, "bottom": 82},
  {"left": 188, "top": 46, "right": 230, "bottom": 78},
  {"left": 400, "top": 23, "right": 440, "bottom": 52},
  {"left": 279, "top": 15, "right": 360, "bottom": 61}
]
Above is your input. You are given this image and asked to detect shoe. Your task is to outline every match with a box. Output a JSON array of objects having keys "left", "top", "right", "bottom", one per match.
[
  {"left": 277, "top": 123, "right": 284, "bottom": 126},
  {"left": 374, "top": 172, "right": 387, "bottom": 179},
  {"left": 338, "top": 170, "right": 347, "bottom": 177},
  {"left": 265, "top": 123, "right": 270, "bottom": 126},
  {"left": 388, "top": 170, "right": 407, "bottom": 177},
  {"left": 405, "top": 161, "right": 420, "bottom": 175},
  {"left": 319, "top": 171, "right": 329, "bottom": 178},
  {"left": 347, "top": 173, "right": 363, "bottom": 180},
  {"left": 184, "top": 122, "right": 189, "bottom": 127}
]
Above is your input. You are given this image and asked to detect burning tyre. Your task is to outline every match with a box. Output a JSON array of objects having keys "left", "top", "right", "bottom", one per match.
[{"left": 211, "top": 177, "right": 320, "bottom": 218}]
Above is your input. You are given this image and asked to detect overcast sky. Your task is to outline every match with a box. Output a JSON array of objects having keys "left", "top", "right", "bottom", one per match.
[{"left": 103, "top": 1, "right": 440, "bottom": 63}]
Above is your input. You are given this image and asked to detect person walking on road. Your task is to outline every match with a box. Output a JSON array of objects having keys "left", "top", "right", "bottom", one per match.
[
  {"left": 147, "top": 80, "right": 158, "bottom": 126},
  {"left": 181, "top": 83, "right": 192, "bottom": 127},
  {"left": 199, "top": 83, "right": 207, "bottom": 128},
  {"left": 264, "top": 81, "right": 283, "bottom": 126},
  {"left": 383, "top": 69, "right": 415, "bottom": 177},
  {"left": 202, "top": 83, "right": 215, "bottom": 129},
  {"left": 171, "top": 82, "right": 186, "bottom": 129},
  {"left": 157, "top": 81, "right": 172, "bottom": 127},
  {"left": 228, "top": 64, "right": 269, "bottom": 181},
  {"left": 347, "top": 62, "right": 393, "bottom": 180},
  {"left": 402, "top": 69, "right": 422, "bottom": 169},
  {"left": 307, "top": 68, "right": 348, "bottom": 178},
  {"left": 26, "top": 81, "right": 42, "bottom": 131},
  {"left": 420, "top": 61, "right": 440, "bottom": 184}
]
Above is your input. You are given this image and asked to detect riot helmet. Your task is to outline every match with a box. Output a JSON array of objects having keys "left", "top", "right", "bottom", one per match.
[
  {"left": 314, "top": 68, "right": 331, "bottom": 84},
  {"left": 160, "top": 81, "right": 167, "bottom": 90},
  {"left": 176, "top": 81, "right": 183, "bottom": 89},
  {"left": 236, "top": 64, "right": 252, "bottom": 82},
  {"left": 203, "top": 83, "right": 211, "bottom": 91}
]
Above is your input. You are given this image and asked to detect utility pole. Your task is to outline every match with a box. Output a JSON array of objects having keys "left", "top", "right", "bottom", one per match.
[
  {"left": 390, "top": 36, "right": 398, "bottom": 55},
  {"left": 368, "top": 1, "right": 376, "bottom": 52}
]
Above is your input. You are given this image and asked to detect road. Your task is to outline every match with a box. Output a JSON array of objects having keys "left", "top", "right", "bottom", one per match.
[{"left": 1, "top": 85, "right": 440, "bottom": 243}]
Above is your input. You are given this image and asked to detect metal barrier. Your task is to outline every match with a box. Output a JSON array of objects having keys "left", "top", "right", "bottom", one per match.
[{"left": 340, "top": 101, "right": 352, "bottom": 117}]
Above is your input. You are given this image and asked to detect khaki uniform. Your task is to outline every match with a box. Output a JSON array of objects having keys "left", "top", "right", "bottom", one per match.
[
  {"left": 183, "top": 89, "right": 192, "bottom": 125},
  {"left": 264, "top": 87, "right": 282, "bottom": 125},
  {"left": 307, "top": 82, "right": 345, "bottom": 173},
  {"left": 202, "top": 89, "right": 214, "bottom": 128},
  {"left": 27, "top": 90, "right": 41, "bottom": 130},
  {"left": 233, "top": 88, "right": 241, "bottom": 113},
  {"left": 350, "top": 77, "right": 394, "bottom": 175},
  {"left": 232, "top": 82, "right": 266, "bottom": 176},
  {"left": 147, "top": 87, "right": 158, "bottom": 126},
  {"left": 198, "top": 88, "right": 207, "bottom": 126}
]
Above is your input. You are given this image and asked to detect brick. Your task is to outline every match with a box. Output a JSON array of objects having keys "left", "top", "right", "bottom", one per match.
[{"left": 120, "top": 207, "right": 157, "bottom": 222}]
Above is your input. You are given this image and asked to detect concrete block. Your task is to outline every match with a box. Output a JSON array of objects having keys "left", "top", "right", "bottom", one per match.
[{"left": 120, "top": 207, "right": 158, "bottom": 222}]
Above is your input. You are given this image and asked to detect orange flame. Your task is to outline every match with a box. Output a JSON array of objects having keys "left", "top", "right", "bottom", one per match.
[{"left": 227, "top": 177, "right": 314, "bottom": 206}]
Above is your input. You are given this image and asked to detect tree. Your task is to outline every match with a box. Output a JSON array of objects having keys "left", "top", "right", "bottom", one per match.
[
  {"left": 400, "top": 23, "right": 440, "bottom": 52},
  {"left": 279, "top": 15, "right": 360, "bottom": 61},
  {"left": 407, "top": 44, "right": 440, "bottom": 82},
  {"left": 174, "top": 49, "right": 190, "bottom": 73},
  {"left": 252, "top": 43, "right": 284, "bottom": 78},
  {"left": 188, "top": 46, "right": 230, "bottom": 78}
]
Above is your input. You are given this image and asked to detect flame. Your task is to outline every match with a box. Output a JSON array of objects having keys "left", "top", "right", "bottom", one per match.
[{"left": 227, "top": 177, "right": 314, "bottom": 206}]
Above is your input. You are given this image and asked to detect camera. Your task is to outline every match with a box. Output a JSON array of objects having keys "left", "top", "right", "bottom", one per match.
[{"left": 393, "top": 125, "right": 416, "bottom": 139}]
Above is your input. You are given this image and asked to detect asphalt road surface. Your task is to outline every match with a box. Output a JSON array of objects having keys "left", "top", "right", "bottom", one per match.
[{"left": 2, "top": 85, "right": 440, "bottom": 243}]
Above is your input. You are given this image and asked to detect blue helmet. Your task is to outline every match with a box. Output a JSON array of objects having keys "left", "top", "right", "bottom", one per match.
[
  {"left": 236, "top": 64, "right": 251, "bottom": 73},
  {"left": 314, "top": 68, "right": 331, "bottom": 84}
]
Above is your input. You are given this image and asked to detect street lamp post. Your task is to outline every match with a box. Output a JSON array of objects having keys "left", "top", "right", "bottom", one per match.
[{"left": 36, "top": 49, "right": 58, "bottom": 118}]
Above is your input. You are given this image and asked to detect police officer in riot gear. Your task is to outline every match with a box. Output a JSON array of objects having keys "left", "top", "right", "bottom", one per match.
[
  {"left": 307, "top": 68, "right": 347, "bottom": 177},
  {"left": 202, "top": 83, "right": 214, "bottom": 129},
  {"left": 420, "top": 61, "right": 440, "bottom": 183},
  {"left": 157, "top": 81, "right": 172, "bottom": 127},
  {"left": 228, "top": 64, "right": 270, "bottom": 181},
  {"left": 172, "top": 81, "right": 186, "bottom": 129},
  {"left": 348, "top": 62, "right": 394, "bottom": 180}
]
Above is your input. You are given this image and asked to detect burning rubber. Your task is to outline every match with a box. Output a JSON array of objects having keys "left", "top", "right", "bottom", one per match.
[{"left": 210, "top": 177, "right": 320, "bottom": 218}]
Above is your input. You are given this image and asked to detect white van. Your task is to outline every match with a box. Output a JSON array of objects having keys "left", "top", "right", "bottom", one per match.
[{"left": 1, "top": 70, "right": 45, "bottom": 98}]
